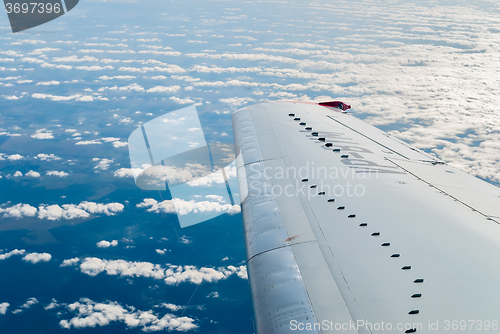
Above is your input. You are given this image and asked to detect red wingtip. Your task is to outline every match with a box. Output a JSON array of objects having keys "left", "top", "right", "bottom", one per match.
[{"left": 318, "top": 101, "right": 351, "bottom": 111}]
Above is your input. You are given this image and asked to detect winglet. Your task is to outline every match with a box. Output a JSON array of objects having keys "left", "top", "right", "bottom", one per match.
[{"left": 318, "top": 100, "right": 351, "bottom": 111}]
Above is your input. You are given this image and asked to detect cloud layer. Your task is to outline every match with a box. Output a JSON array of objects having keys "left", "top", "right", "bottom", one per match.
[
  {"left": 60, "top": 298, "right": 197, "bottom": 332},
  {"left": 73, "top": 257, "right": 247, "bottom": 285},
  {"left": 0, "top": 202, "right": 124, "bottom": 220}
]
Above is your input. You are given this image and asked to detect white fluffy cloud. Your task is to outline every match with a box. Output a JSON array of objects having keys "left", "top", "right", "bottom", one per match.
[
  {"left": 146, "top": 85, "right": 181, "bottom": 93},
  {"left": 0, "top": 249, "right": 26, "bottom": 260},
  {"left": 36, "top": 81, "right": 59, "bottom": 86},
  {"left": 0, "top": 201, "right": 124, "bottom": 220},
  {"left": 59, "top": 298, "right": 197, "bottom": 332},
  {"left": 22, "top": 252, "right": 52, "bottom": 264},
  {"left": 113, "top": 167, "right": 145, "bottom": 179},
  {"left": 31, "top": 129, "right": 54, "bottom": 140},
  {"left": 21, "top": 297, "right": 39, "bottom": 309},
  {"left": 0, "top": 153, "right": 24, "bottom": 161},
  {"left": 218, "top": 97, "right": 255, "bottom": 106},
  {"left": 26, "top": 170, "right": 41, "bottom": 178},
  {"left": 136, "top": 198, "right": 241, "bottom": 216},
  {"left": 155, "top": 303, "right": 184, "bottom": 312},
  {"left": 93, "top": 158, "right": 114, "bottom": 171},
  {"left": 96, "top": 240, "right": 118, "bottom": 248},
  {"left": 36, "top": 153, "right": 61, "bottom": 161},
  {"left": 0, "top": 303, "right": 9, "bottom": 315},
  {"left": 77, "top": 257, "right": 247, "bottom": 284},
  {"left": 0, "top": 204, "right": 37, "bottom": 218},
  {"left": 32, "top": 93, "right": 94, "bottom": 102},
  {"left": 60, "top": 258, "right": 80, "bottom": 267},
  {"left": 114, "top": 163, "right": 209, "bottom": 184},
  {"left": 75, "top": 139, "right": 101, "bottom": 145},
  {"left": 46, "top": 171, "right": 69, "bottom": 177}
]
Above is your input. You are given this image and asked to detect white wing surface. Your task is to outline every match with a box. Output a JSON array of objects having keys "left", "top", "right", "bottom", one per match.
[{"left": 232, "top": 101, "right": 500, "bottom": 334}]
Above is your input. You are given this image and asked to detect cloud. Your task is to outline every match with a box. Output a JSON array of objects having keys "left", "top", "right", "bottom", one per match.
[
  {"left": 118, "top": 65, "right": 185, "bottom": 74},
  {"left": 26, "top": 170, "right": 41, "bottom": 178},
  {"left": 0, "top": 249, "right": 26, "bottom": 260},
  {"left": 46, "top": 171, "right": 69, "bottom": 177},
  {"left": 0, "top": 202, "right": 124, "bottom": 220},
  {"left": 93, "top": 158, "right": 114, "bottom": 171},
  {"left": 9, "top": 154, "right": 23, "bottom": 161},
  {"left": 36, "top": 81, "right": 59, "bottom": 86},
  {"left": 75, "top": 140, "right": 101, "bottom": 145},
  {"left": 23, "top": 253, "right": 52, "bottom": 264},
  {"left": 22, "top": 297, "right": 39, "bottom": 308},
  {"left": 218, "top": 97, "right": 255, "bottom": 106},
  {"left": 207, "top": 292, "right": 219, "bottom": 298},
  {"left": 2, "top": 95, "right": 23, "bottom": 100},
  {"left": 0, "top": 204, "right": 37, "bottom": 218},
  {"left": 146, "top": 85, "right": 181, "bottom": 93},
  {"left": 99, "top": 75, "right": 136, "bottom": 80},
  {"left": 113, "top": 167, "right": 146, "bottom": 179},
  {"left": 13, "top": 171, "right": 23, "bottom": 177},
  {"left": 96, "top": 240, "right": 118, "bottom": 248},
  {"left": 136, "top": 198, "right": 241, "bottom": 216},
  {"left": 36, "top": 154, "right": 61, "bottom": 161},
  {"left": 186, "top": 167, "right": 237, "bottom": 187},
  {"left": 155, "top": 303, "right": 184, "bottom": 312},
  {"left": 59, "top": 298, "right": 197, "bottom": 332},
  {"left": 75, "top": 65, "right": 114, "bottom": 71},
  {"left": 77, "top": 257, "right": 248, "bottom": 285},
  {"left": 169, "top": 96, "right": 195, "bottom": 104},
  {"left": 0, "top": 303, "right": 9, "bottom": 315},
  {"left": 61, "top": 258, "right": 80, "bottom": 267},
  {"left": 32, "top": 93, "right": 94, "bottom": 102},
  {"left": 114, "top": 163, "right": 209, "bottom": 184},
  {"left": 112, "top": 141, "right": 128, "bottom": 148},
  {"left": 52, "top": 55, "right": 99, "bottom": 62},
  {"left": 44, "top": 299, "right": 60, "bottom": 310},
  {"left": 31, "top": 129, "right": 54, "bottom": 139}
]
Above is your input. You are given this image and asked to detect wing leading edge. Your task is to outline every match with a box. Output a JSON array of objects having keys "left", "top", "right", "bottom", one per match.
[{"left": 233, "top": 101, "right": 500, "bottom": 334}]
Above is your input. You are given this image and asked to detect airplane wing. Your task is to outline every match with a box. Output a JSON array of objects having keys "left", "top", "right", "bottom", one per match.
[{"left": 232, "top": 101, "right": 500, "bottom": 334}]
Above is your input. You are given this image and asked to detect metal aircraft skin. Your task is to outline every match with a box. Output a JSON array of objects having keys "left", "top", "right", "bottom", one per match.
[{"left": 232, "top": 101, "right": 500, "bottom": 334}]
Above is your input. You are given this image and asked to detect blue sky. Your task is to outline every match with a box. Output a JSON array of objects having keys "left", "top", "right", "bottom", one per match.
[{"left": 1, "top": 0, "right": 500, "bottom": 332}]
